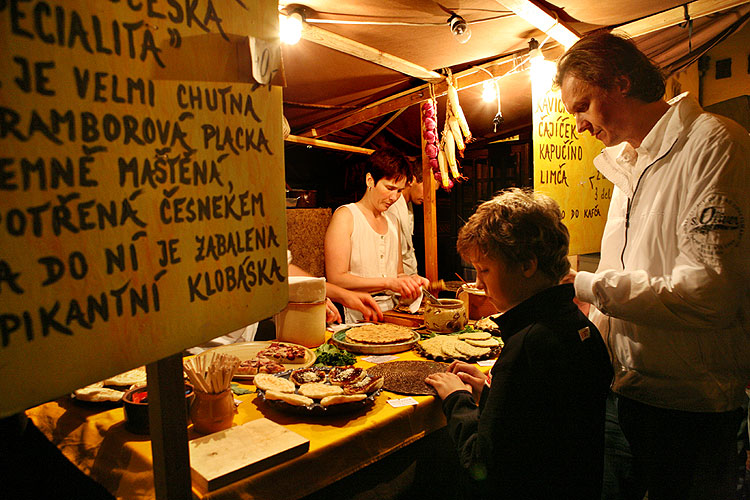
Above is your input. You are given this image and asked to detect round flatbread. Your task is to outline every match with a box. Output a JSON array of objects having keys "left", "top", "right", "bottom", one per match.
[
  {"left": 265, "top": 390, "right": 314, "bottom": 407},
  {"left": 343, "top": 376, "right": 383, "bottom": 394},
  {"left": 465, "top": 338, "right": 500, "bottom": 348},
  {"left": 345, "top": 324, "right": 415, "bottom": 344},
  {"left": 454, "top": 341, "right": 491, "bottom": 358},
  {"left": 366, "top": 361, "right": 447, "bottom": 395},
  {"left": 329, "top": 366, "right": 367, "bottom": 386},
  {"left": 253, "top": 373, "right": 296, "bottom": 393},
  {"left": 458, "top": 331, "right": 492, "bottom": 341},
  {"left": 103, "top": 367, "right": 147, "bottom": 387},
  {"left": 73, "top": 385, "right": 125, "bottom": 402},
  {"left": 298, "top": 382, "right": 344, "bottom": 399},
  {"left": 440, "top": 336, "right": 465, "bottom": 359},
  {"left": 418, "top": 335, "right": 448, "bottom": 358},
  {"left": 320, "top": 394, "right": 367, "bottom": 407}
]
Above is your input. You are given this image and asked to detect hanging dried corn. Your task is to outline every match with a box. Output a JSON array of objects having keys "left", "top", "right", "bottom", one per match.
[
  {"left": 446, "top": 69, "right": 472, "bottom": 142},
  {"left": 442, "top": 126, "right": 461, "bottom": 181},
  {"left": 447, "top": 113, "right": 465, "bottom": 155}
]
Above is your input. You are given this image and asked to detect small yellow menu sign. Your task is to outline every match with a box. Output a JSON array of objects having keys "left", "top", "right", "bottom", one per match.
[
  {"left": 531, "top": 59, "right": 613, "bottom": 256},
  {"left": 0, "top": 0, "right": 286, "bottom": 416}
]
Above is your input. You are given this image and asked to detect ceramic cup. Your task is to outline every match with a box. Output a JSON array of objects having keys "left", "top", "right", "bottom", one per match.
[{"left": 190, "top": 389, "right": 235, "bottom": 435}]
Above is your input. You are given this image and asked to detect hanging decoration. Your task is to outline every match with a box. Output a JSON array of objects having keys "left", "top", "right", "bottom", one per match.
[
  {"left": 436, "top": 69, "right": 472, "bottom": 190},
  {"left": 422, "top": 85, "right": 443, "bottom": 187}
]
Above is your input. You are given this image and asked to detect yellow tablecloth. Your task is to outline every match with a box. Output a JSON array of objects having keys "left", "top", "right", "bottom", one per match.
[{"left": 27, "top": 347, "right": 460, "bottom": 500}]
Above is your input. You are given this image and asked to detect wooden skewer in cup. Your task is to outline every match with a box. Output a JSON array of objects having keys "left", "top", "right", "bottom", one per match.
[{"left": 184, "top": 352, "right": 240, "bottom": 394}]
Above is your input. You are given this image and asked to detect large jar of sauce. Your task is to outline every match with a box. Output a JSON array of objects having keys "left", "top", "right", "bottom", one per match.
[{"left": 424, "top": 298, "right": 468, "bottom": 333}]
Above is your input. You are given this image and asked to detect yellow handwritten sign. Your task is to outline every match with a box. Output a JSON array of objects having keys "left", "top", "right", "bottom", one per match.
[
  {"left": 531, "top": 59, "right": 612, "bottom": 256},
  {"left": 0, "top": 0, "right": 286, "bottom": 416}
]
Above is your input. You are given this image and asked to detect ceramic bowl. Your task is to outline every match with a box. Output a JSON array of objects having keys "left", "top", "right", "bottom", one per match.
[
  {"left": 122, "top": 382, "right": 194, "bottom": 435},
  {"left": 423, "top": 298, "right": 468, "bottom": 333}
]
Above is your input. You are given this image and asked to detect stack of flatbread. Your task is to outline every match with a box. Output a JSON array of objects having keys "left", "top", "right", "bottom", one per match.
[
  {"left": 418, "top": 331, "right": 501, "bottom": 362},
  {"left": 72, "top": 367, "right": 147, "bottom": 403},
  {"left": 345, "top": 324, "right": 415, "bottom": 344}
]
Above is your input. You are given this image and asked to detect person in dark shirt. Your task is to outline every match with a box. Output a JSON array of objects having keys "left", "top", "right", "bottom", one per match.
[{"left": 426, "top": 188, "right": 613, "bottom": 499}]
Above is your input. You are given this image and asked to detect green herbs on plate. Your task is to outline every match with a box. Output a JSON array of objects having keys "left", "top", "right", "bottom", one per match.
[{"left": 314, "top": 343, "right": 357, "bottom": 367}]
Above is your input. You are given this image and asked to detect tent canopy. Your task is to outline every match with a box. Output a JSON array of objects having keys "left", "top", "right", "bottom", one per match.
[{"left": 279, "top": 0, "right": 750, "bottom": 153}]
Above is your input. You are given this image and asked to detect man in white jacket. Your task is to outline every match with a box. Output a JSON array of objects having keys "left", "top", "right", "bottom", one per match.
[{"left": 555, "top": 31, "right": 750, "bottom": 500}]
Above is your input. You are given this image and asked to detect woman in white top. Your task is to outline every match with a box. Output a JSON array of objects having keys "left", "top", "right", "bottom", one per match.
[{"left": 325, "top": 147, "right": 429, "bottom": 322}]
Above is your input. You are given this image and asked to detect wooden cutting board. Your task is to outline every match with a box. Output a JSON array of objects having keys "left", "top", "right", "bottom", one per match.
[
  {"left": 382, "top": 310, "right": 423, "bottom": 328},
  {"left": 189, "top": 418, "right": 309, "bottom": 492}
]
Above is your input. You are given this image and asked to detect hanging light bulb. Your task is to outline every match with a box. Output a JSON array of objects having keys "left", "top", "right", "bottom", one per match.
[
  {"left": 280, "top": 11, "right": 304, "bottom": 45},
  {"left": 448, "top": 14, "right": 471, "bottom": 44},
  {"left": 482, "top": 80, "right": 496, "bottom": 102},
  {"left": 529, "top": 38, "right": 556, "bottom": 94}
]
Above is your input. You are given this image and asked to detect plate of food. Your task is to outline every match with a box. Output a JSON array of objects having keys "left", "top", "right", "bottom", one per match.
[
  {"left": 71, "top": 366, "right": 148, "bottom": 407},
  {"left": 331, "top": 323, "right": 420, "bottom": 354},
  {"left": 253, "top": 367, "right": 383, "bottom": 415},
  {"left": 206, "top": 341, "right": 316, "bottom": 381},
  {"left": 416, "top": 327, "right": 502, "bottom": 363}
]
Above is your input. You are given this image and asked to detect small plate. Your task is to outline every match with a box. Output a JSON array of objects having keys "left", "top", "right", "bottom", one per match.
[
  {"left": 206, "top": 341, "right": 316, "bottom": 381},
  {"left": 255, "top": 369, "right": 381, "bottom": 415},
  {"left": 331, "top": 329, "right": 420, "bottom": 354}
]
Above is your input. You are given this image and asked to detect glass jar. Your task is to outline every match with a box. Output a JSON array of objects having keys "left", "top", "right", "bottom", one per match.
[
  {"left": 423, "top": 298, "right": 468, "bottom": 333},
  {"left": 190, "top": 389, "right": 235, "bottom": 434}
]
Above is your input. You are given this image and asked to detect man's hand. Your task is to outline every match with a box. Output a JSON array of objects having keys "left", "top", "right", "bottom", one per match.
[
  {"left": 447, "top": 361, "right": 487, "bottom": 401},
  {"left": 561, "top": 269, "right": 591, "bottom": 316}
]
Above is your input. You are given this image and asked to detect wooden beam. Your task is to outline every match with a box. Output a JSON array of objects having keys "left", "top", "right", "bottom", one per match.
[
  {"left": 301, "top": 23, "right": 443, "bottom": 82},
  {"left": 286, "top": 134, "right": 374, "bottom": 154},
  {"left": 619, "top": 0, "right": 750, "bottom": 37},
  {"left": 147, "top": 354, "right": 191, "bottom": 500},
  {"left": 358, "top": 108, "right": 406, "bottom": 147},
  {"left": 492, "top": 0, "right": 581, "bottom": 48},
  {"left": 304, "top": 51, "right": 526, "bottom": 139}
]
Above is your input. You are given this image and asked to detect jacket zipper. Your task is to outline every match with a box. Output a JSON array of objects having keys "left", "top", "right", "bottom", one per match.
[{"left": 619, "top": 140, "right": 680, "bottom": 268}]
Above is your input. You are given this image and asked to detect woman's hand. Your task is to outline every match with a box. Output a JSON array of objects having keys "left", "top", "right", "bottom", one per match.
[
  {"left": 335, "top": 290, "right": 383, "bottom": 322},
  {"left": 447, "top": 361, "right": 487, "bottom": 400},
  {"left": 325, "top": 298, "right": 342, "bottom": 323},
  {"left": 424, "top": 372, "right": 472, "bottom": 400},
  {"left": 387, "top": 275, "right": 425, "bottom": 301}
]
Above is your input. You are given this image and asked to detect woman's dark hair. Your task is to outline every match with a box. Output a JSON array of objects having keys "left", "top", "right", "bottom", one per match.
[
  {"left": 456, "top": 188, "right": 571, "bottom": 283},
  {"left": 365, "top": 146, "right": 411, "bottom": 185},
  {"left": 554, "top": 31, "right": 665, "bottom": 103}
]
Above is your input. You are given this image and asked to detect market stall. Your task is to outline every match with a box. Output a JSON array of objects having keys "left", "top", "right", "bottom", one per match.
[{"left": 4, "top": 0, "right": 750, "bottom": 499}]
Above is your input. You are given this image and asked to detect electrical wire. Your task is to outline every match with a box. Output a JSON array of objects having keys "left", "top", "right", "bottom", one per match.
[{"left": 303, "top": 13, "right": 514, "bottom": 27}]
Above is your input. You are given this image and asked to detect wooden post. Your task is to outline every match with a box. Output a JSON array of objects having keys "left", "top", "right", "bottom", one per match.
[
  {"left": 147, "top": 354, "right": 192, "bottom": 500},
  {"left": 420, "top": 105, "right": 439, "bottom": 281}
]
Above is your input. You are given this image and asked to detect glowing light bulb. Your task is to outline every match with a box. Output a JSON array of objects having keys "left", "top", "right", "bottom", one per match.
[
  {"left": 280, "top": 12, "right": 303, "bottom": 45},
  {"left": 482, "top": 80, "right": 496, "bottom": 102}
]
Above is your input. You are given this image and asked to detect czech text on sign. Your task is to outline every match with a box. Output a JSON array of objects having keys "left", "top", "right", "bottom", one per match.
[
  {"left": 0, "top": 0, "right": 286, "bottom": 417},
  {"left": 531, "top": 60, "right": 612, "bottom": 256}
]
